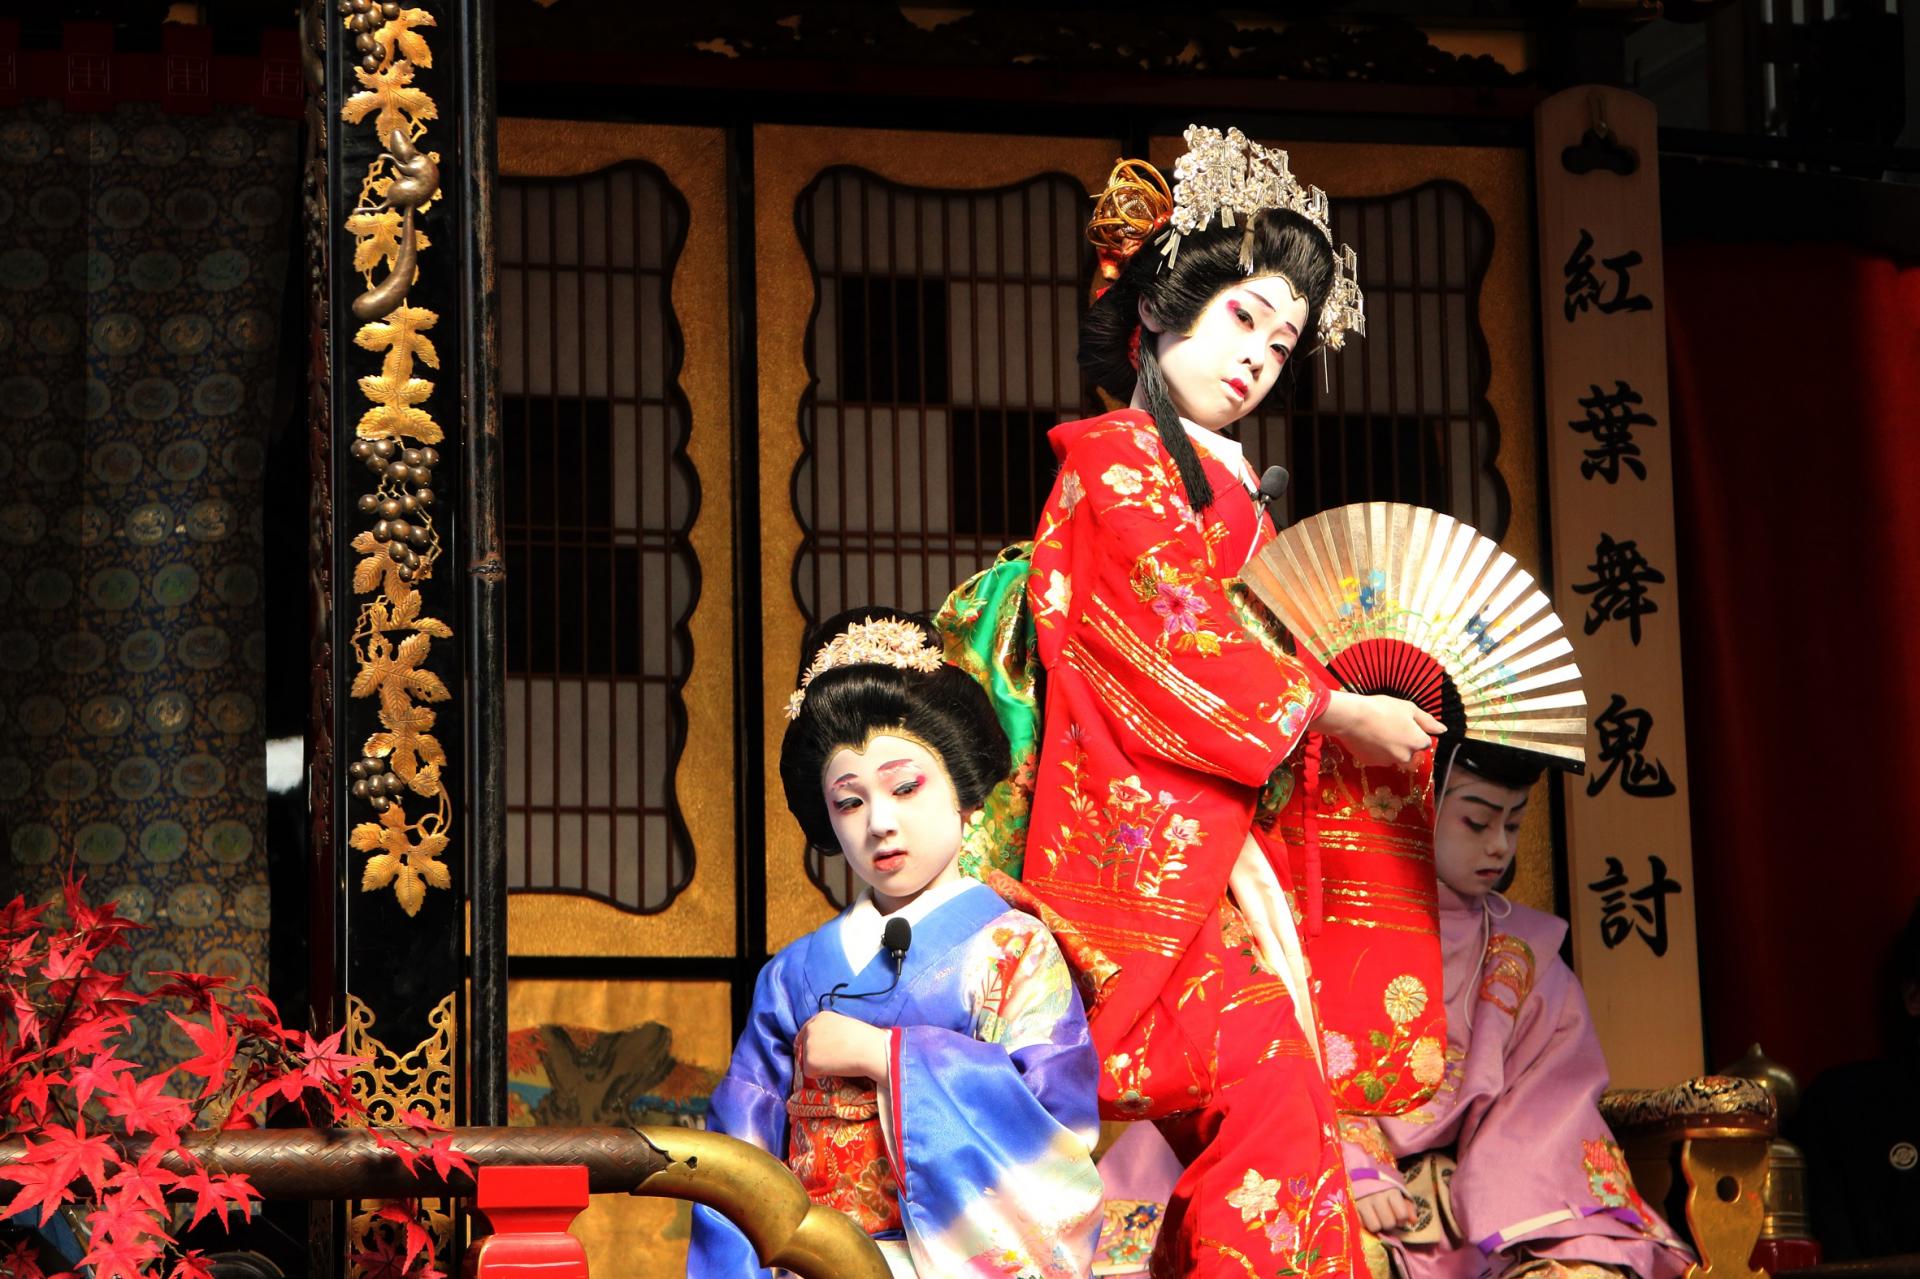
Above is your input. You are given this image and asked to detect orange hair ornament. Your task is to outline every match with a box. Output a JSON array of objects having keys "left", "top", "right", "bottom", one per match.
[{"left": 1086, "top": 158, "right": 1173, "bottom": 299}]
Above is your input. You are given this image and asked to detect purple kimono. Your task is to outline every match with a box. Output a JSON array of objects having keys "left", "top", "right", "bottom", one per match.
[{"left": 1339, "top": 887, "right": 1693, "bottom": 1279}]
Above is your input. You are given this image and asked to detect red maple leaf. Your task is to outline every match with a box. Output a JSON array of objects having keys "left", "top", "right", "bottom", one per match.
[
  {"left": 100, "top": 1147, "right": 177, "bottom": 1217},
  {"left": 61, "top": 875, "right": 142, "bottom": 946},
  {"left": 68, "top": 1050, "right": 137, "bottom": 1105},
  {"left": 39, "top": 940, "right": 88, "bottom": 984},
  {"left": 47, "top": 1008, "right": 133, "bottom": 1059},
  {"left": 0, "top": 1160, "right": 76, "bottom": 1225},
  {"left": 24, "top": 1121, "right": 117, "bottom": 1197},
  {"left": 421, "top": 1134, "right": 473, "bottom": 1182},
  {"left": 372, "top": 1200, "right": 436, "bottom": 1273},
  {"left": 236, "top": 1067, "right": 306, "bottom": 1121},
  {"left": 142, "top": 970, "right": 231, "bottom": 1010},
  {"left": 169, "top": 1005, "right": 236, "bottom": 1098},
  {"left": 230, "top": 988, "right": 291, "bottom": 1047},
  {"left": 70, "top": 967, "right": 143, "bottom": 1014},
  {"left": 0, "top": 892, "right": 45, "bottom": 925},
  {"left": 9, "top": 1070, "right": 53, "bottom": 1121},
  {"left": 84, "top": 1192, "right": 167, "bottom": 1249},
  {"left": 100, "top": 1069, "right": 192, "bottom": 1145},
  {"left": 349, "top": 1234, "right": 412, "bottom": 1279},
  {"left": 297, "top": 1027, "right": 365, "bottom": 1091},
  {"left": 6, "top": 987, "right": 43, "bottom": 1048},
  {"left": 78, "top": 1233, "right": 161, "bottom": 1279},
  {"left": 371, "top": 1128, "right": 425, "bottom": 1175},
  {"left": 4, "top": 932, "right": 38, "bottom": 978},
  {"left": 169, "top": 1251, "right": 217, "bottom": 1279},
  {"left": 175, "top": 1168, "right": 260, "bottom": 1230},
  {"left": 0, "top": 1236, "right": 48, "bottom": 1279}
]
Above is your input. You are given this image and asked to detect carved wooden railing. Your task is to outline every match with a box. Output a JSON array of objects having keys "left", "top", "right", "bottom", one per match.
[{"left": 0, "top": 1126, "right": 890, "bottom": 1279}]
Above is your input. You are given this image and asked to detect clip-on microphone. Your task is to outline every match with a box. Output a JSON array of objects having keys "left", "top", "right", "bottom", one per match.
[
  {"left": 819, "top": 917, "right": 913, "bottom": 1010},
  {"left": 1254, "top": 464, "right": 1290, "bottom": 515}
]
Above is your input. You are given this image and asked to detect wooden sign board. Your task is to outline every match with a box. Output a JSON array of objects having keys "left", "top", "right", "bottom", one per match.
[{"left": 1535, "top": 87, "right": 1704, "bottom": 1088}]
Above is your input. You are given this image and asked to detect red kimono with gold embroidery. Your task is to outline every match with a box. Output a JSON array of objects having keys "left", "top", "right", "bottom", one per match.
[
  {"left": 1025, "top": 410, "right": 1326, "bottom": 1048},
  {"left": 1024, "top": 409, "right": 1362, "bottom": 1278}
]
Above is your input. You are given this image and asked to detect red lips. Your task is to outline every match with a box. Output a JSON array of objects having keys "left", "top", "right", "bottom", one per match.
[{"left": 1225, "top": 377, "right": 1249, "bottom": 399}]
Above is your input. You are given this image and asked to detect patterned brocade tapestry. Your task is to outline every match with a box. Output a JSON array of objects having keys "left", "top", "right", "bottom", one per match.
[{"left": 0, "top": 102, "right": 296, "bottom": 1066}]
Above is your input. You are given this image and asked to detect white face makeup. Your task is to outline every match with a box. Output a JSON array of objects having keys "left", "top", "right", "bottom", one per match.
[
  {"left": 1144, "top": 274, "right": 1309, "bottom": 431},
  {"left": 1432, "top": 775, "right": 1532, "bottom": 900},
  {"left": 822, "top": 733, "right": 967, "bottom": 914}
]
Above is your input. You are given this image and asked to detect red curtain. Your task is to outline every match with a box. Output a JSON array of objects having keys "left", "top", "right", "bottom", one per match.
[{"left": 1668, "top": 241, "right": 1920, "bottom": 1086}]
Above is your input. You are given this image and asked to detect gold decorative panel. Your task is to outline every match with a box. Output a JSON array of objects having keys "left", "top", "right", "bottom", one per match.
[
  {"left": 754, "top": 126, "right": 1121, "bottom": 950},
  {"left": 498, "top": 119, "right": 736, "bottom": 956}
]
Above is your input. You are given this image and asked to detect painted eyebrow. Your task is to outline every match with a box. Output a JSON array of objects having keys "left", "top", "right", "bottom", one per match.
[
  {"left": 832, "top": 759, "right": 918, "bottom": 788},
  {"left": 1241, "top": 288, "right": 1299, "bottom": 340},
  {"left": 1456, "top": 794, "right": 1527, "bottom": 812}
]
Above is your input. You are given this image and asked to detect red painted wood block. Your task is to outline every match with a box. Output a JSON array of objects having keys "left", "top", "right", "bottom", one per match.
[{"left": 465, "top": 1165, "right": 591, "bottom": 1279}]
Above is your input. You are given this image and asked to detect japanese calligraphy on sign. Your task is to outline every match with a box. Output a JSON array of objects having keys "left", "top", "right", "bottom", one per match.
[
  {"left": 1536, "top": 86, "right": 1703, "bottom": 1086},
  {"left": 1572, "top": 533, "right": 1665, "bottom": 645},
  {"left": 1587, "top": 854, "right": 1683, "bottom": 957},
  {"left": 1588, "top": 694, "right": 1676, "bottom": 799},
  {"left": 1570, "top": 380, "right": 1656, "bottom": 483},
  {"left": 1563, "top": 228, "right": 1653, "bottom": 322}
]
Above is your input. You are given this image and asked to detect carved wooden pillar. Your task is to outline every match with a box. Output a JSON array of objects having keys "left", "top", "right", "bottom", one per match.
[{"left": 306, "top": 0, "right": 501, "bottom": 1268}]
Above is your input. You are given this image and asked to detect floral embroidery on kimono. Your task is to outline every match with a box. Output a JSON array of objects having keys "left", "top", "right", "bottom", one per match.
[
  {"left": 1338, "top": 895, "right": 1692, "bottom": 1279},
  {"left": 688, "top": 883, "right": 1103, "bottom": 1279}
]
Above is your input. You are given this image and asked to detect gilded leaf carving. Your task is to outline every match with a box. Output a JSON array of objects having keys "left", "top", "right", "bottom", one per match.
[{"left": 340, "top": 5, "right": 450, "bottom": 917}]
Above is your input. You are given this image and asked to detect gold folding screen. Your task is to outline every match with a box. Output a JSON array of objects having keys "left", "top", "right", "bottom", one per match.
[
  {"left": 497, "top": 118, "right": 735, "bottom": 957},
  {"left": 752, "top": 126, "right": 1121, "bottom": 948}
]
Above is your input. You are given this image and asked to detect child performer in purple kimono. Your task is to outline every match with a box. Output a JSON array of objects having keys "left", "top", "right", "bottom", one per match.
[
  {"left": 1341, "top": 741, "right": 1692, "bottom": 1279},
  {"left": 688, "top": 610, "right": 1104, "bottom": 1279}
]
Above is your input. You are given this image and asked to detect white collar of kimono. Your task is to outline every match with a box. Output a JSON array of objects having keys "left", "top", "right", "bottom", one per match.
[
  {"left": 1181, "top": 418, "right": 1258, "bottom": 493},
  {"left": 838, "top": 874, "right": 980, "bottom": 972}
]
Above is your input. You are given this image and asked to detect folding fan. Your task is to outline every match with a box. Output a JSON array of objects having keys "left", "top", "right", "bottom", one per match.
[{"left": 1240, "top": 501, "right": 1588, "bottom": 769}]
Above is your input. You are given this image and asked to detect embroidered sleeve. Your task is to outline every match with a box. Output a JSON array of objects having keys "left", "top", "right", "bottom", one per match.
[{"left": 1036, "top": 423, "right": 1328, "bottom": 785}]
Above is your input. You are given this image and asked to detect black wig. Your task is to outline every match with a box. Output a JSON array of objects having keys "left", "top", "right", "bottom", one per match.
[
  {"left": 1081, "top": 210, "right": 1337, "bottom": 513},
  {"left": 1441, "top": 738, "right": 1550, "bottom": 793},
  {"left": 780, "top": 608, "right": 1011, "bottom": 855}
]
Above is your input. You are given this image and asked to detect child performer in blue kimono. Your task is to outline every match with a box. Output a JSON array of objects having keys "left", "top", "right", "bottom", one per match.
[{"left": 688, "top": 609, "right": 1105, "bottom": 1279}]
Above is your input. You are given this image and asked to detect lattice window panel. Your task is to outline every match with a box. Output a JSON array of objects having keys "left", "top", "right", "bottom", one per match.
[
  {"left": 793, "top": 169, "right": 1095, "bottom": 906},
  {"left": 1241, "top": 180, "right": 1507, "bottom": 538},
  {"left": 497, "top": 165, "right": 698, "bottom": 913}
]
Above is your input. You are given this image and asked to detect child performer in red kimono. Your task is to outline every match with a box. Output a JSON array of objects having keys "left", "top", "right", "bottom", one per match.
[
  {"left": 1021, "top": 126, "right": 1446, "bottom": 1279},
  {"left": 1342, "top": 742, "right": 1691, "bottom": 1279}
]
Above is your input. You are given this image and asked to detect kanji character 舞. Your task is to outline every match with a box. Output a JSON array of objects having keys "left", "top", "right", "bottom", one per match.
[{"left": 1572, "top": 532, "right": 1665, "bottom": 645}]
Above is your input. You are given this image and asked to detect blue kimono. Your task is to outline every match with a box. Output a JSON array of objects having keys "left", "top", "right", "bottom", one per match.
[{"left": 688, "top": 879, "right": 1104, "bottom": 1278}]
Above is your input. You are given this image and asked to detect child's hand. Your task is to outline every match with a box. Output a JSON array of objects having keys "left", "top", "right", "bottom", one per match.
[
  {"left": 1353, "top": 1185, "right": 1418, "bottom": 1234},
  {"left": 1319, "top": 692, "right": 1445, "bottom": 767},
  {"left": 795, "top": 1011, "right": 892, "bottom": 1082}
]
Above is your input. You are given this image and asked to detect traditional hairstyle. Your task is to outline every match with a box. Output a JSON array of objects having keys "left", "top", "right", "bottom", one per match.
[
  {"left": 1441, "top": 738, "right": 1551, "bottom": 793},
  {"left": 1082, "top": 211, "right": 1337, "bottom": 512},
  {"left": 780, "top": 607, "right": 1011, "bottom": 855}
]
